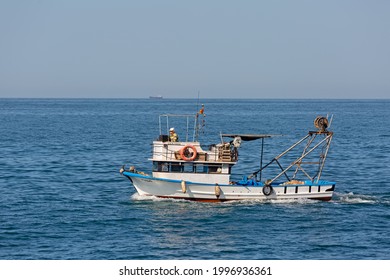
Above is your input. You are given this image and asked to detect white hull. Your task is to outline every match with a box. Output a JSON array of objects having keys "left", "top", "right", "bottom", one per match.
[{"left": 123, "top": 172, "right": 335, "bottom": 202}]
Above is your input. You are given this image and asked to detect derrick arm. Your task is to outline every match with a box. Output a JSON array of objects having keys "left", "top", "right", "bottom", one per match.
[{"left": 249, "top": 116, "right": 334, "bottom": 184}]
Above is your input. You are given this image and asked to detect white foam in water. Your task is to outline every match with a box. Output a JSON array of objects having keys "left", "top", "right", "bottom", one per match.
[
  {"left": 335, "top": 192, "right": 378, "bottom": 204},
  {"left": 130, "top": 193, "right": 192, "bottom": 203},
  {"left": 131, "top": 192, "right": 382, "bottom": 205},
  {"left": 269, "top": 198, "right": 319, "bottom": 204},
  {"left": 130, "top": 193, "right": 161, "bottom": 201},
  {"left": 131, "top": 193, "right": 320, "bottom": 205}
]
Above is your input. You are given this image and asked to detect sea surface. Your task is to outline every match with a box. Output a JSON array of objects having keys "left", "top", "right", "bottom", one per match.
[{"left": 0, "top": 98, "right": 389, "bottom": 260}]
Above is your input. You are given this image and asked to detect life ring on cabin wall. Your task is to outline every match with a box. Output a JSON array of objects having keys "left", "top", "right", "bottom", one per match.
[{"left": 179, "top": 145, "right": 197, "bottom": 161}]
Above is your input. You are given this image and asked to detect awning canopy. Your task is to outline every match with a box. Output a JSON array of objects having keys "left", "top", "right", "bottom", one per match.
[{"left": 221, "top": 134, "right": 278, "bottom": 141}]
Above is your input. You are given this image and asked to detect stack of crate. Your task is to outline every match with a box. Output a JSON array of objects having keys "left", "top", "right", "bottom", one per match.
[{"left": 218, "top": 145, "right": 232, "bottom": 162}]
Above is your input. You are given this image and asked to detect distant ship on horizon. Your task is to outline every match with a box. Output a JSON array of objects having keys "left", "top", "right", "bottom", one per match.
[{"left": 149, "top": 95, "right": 163, "bottom": 99}]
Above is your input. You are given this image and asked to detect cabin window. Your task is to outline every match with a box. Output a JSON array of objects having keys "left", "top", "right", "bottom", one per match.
[
  {"left": 208, "top": 165, "right": 222, "bottom": 173},
  {"left": 183, "top": 163, "right": 194, "bottom": 173},
  {"left": 153, "top": 162, "right": 169, "bottom": 172},
  {"left": 153, "top": 162, "right": 228, "bottom": 174},
  {"left": 161, "top": 163, "right": 169, "bottom": 172},
  {"left": 170, "top": 163, "right": 183, "bottom": 172},
  {"left": 194, "top": 164, "right": 206, "bottom": 173}
]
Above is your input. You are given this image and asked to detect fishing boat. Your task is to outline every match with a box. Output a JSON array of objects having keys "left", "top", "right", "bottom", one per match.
[
  {"left": 149, "top": 95, "right": 163, "bottom": 99},
  {"left": 120, "top": 108, "right": 335, "bottom": 202}
]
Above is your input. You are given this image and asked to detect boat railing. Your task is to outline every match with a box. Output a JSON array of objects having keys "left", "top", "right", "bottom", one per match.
[
  {"left": 158, "top": 114, "right": 198, "bottom": 142},
  {"left": 151, "top": 140, "right": 239, "bottom": 163}
]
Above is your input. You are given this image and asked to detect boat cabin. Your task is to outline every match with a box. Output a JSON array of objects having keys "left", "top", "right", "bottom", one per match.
[{"left": 149, "top": 114, "right": 239, "bottom": 184}]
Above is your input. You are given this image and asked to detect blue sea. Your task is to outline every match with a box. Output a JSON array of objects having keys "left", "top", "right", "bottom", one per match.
[{"left": 1, "top": 98, "right": 389, "bottom": 260}]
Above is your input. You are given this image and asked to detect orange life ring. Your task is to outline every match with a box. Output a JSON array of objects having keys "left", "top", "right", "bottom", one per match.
[{"left": 179, "top": 145, "right": 197, "bottom": 161}]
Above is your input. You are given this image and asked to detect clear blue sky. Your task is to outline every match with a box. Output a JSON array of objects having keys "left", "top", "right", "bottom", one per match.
[{"left": 1, "top": 0, "right": 389, "bottom": 98}]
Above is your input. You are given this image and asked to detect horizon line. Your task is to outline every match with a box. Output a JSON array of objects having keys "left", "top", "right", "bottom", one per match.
[{"left": 1, "top": 97, "right": 389, "bottom": 100}]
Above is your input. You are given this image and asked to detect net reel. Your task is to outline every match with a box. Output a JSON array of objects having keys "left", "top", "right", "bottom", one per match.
[{"left": 314, "top": 116, "right": 329, "bottom": 132}]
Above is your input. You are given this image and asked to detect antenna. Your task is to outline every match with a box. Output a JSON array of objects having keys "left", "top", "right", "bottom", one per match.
[
  {"left": 196, "top": 90, "right": 200, "bottom": 112},
  {"left": 195, "top": 91, "right": 200, "bottom": 141}
]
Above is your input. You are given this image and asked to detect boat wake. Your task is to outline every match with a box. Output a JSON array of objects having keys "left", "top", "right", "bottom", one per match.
[
  {"left": 130, "top": 193, "right": 191, "bottom": 203},
  {"left": 333, "top": 192, "right": 381, "bottom": 204},
  {"left": 130, "top": 193, "right": 321, "bottom": 205},
  {"left": 269, "top": 198, "right": 320, "bottom": 204},
  {"left": 130, "top": 192, "right": 390, "bottom": 205},
  {"left": 130, "top": 192, "right": 389, "bottom": 205},
  {"left": 131, "top": 193, "right": 163, "bottom": 201}
]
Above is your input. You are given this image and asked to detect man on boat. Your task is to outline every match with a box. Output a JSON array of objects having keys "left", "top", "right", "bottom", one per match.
[{"left": 169, "top": 127, "right": 179, "bottom": 142}]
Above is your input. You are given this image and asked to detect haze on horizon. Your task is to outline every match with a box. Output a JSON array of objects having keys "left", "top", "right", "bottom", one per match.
[{"left": 1, "top": 1, "right": 389, "bottom": 99}]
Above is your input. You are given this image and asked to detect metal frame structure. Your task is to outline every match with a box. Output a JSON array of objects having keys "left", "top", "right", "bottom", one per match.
[{"left": 251, "top": 116, "right": 334, "bottom": 184}]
